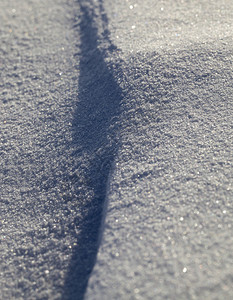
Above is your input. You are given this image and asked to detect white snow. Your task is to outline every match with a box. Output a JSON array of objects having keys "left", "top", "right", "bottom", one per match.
[
  {"left": 1, "top": 0, "right": 233, "bottom": 299},
  {"left": 85, "top": 0, "right": 233, "bottom": 299}
]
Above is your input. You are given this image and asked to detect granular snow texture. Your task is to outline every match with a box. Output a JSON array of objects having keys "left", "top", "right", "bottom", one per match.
[
  {"left": 1, "top": 0, "right": 233, "bottom": 299},
  {"left": 85, "top": 0, "right": 233, "bottom": 299},
  {"left": 1, "top": 0, "right": 120, "bottom": 299}
]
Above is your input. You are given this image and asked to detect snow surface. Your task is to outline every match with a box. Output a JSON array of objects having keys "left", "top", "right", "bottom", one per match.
[
  {"left": 85, "top": 0, "right": 233, "bottom": 299},
  {"left": 1, "top": 0, "right": 97, "bottom": 299},
  {"left": 1, "top": 0, "right": 233, "bottom": 299}
]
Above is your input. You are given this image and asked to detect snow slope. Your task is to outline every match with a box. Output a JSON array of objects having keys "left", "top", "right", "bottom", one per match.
[
  {"left": 1, "top": 1, "right": 82, "bottom": 298},
  {"left": 1, "top": 0, "right": 119, "bottom": 298},
  {"left": 85, "top": 0, "right": 233, "bottom": 299},
  {"left": 1, "top": 0, "right": 233, "bottom": 299}
]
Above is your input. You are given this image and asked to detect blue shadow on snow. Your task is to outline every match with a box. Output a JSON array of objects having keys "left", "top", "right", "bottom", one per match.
[{"left": 62, "top": 2, "right": 122, "bottom": 299}]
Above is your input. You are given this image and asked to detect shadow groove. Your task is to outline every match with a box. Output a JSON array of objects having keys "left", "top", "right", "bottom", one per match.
[{"left": 62, "top": 1, "right": 122, "bottom": 299}]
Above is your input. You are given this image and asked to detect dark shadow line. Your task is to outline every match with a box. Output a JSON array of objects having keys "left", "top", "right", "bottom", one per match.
[{"left": 62, "top": 1, "right": 122, "bottom": 299}]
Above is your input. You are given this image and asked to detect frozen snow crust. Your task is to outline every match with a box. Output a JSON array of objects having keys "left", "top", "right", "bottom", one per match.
[{"left": 1, "top": 0, "right": 233, "bottom": 299}]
